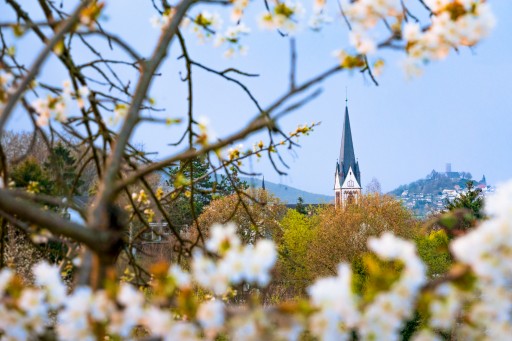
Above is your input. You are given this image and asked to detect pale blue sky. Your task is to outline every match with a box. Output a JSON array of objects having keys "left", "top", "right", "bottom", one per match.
[{"left": 2, "top": 1, "right": 511, "bottom": 195}]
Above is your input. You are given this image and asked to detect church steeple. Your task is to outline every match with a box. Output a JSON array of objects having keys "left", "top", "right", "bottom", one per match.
[
  {"left": 339, "top": 105, "right": 361, "bottom": 185},
  {"left": 334, "top": 102, "right": 362, "bottom": 208}
]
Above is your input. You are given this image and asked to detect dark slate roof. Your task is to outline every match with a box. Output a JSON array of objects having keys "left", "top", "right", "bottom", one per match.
[{"left": 338, "top": 106, "right": 361, "bottom": 184}]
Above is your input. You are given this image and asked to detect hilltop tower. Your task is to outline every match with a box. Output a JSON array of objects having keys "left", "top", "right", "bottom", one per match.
[{"left": 334, "top": 104, "right": 361, "bottom": 208}]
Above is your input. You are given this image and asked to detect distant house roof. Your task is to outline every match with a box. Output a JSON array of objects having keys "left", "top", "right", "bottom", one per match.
[
  {"left": 286, "top": 204, "right": 326, "bottom": 209},
  {"left": 73, "top": 196, "right": 90, "bottom": 208}
]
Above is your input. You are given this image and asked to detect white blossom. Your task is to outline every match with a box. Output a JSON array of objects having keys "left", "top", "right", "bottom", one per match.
[
  {"left": 90, "top": 290, "right": 115, "bottom": 321},
  {"left": 117, "top": 283, "right": 144, "bottom": 307},
  {"left": 206, "top": 223, "right": 240, "bottom": 253},
  {"left": 33, "top": 262, "right": 67, "bottom": 308},
  {"left": 0, "top": 268, "right": 13, "bottom": 295},
  {"left": 197, "top": 299, "right": 225, "bottom": 337},
  {"left": 56, "top": 287, "right": 94, "bottom": 341},
  {"left": 168, "top": 322, "right": 200, "bottom": 341},
  {"left": 18, "top": 288, "right": 47, "bottom": 318},
  {"left": 142, "top": 306, "right": 174, "bottom": 337},
  {"left": 169, "top": 264, "right": 192, "bottom": 289},
  {"left": 349, "top": 30, "right": 376, "bottom": 55}
]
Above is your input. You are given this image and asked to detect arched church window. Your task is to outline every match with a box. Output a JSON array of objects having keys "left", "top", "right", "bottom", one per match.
[
  {"left": 347, "top": 192, "right": 355, "bottom": 205},
  {"left": 347, "top": 180, "right": 354, "bottom": 187}
]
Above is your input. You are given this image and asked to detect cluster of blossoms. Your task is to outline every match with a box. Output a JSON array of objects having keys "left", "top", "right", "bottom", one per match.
[
  {"left": 307, "top": 233, "right": 427, "bottom": 340},
  {"left": 0, "top": 223, "right": 277, "bottom": 340},
  {"left": 189, "top": 11, "right": 252, "bottom": 58},
  {"left": 149, "top": 8, "right": 176, "bottom": 29},
  {"left": 213, "top": 24, "right": 251, "bottom": 58},
  {"left": 193, "top": 223, "right": 278, "bottom": 294},
  {"left": 146, "top": 1, "right": 495, "bottom": 76},
  {"left": 3, "top": 180, "right": 512, "bottom": 339},
  {"left": 336, "top": 0, "right": 495, "bottom": 76},
  {"left": 132, "top": 189, "right": 151, "bottom": 206},
  {"left": 402, "top": 0, "right": 496, "bottom": 77},
  {"left": 128, "top": 189, "right": 156, "bottom": 222},
  {"left": 0, "top": 262, "right": 66, "bottom": 340},
  {"left": 151, "top": 9, "right": 251, "bottom": 58},
  {"left": 360, "top": 233, "right": 427, "bottom": 339},
  {"left": 231, "top": 0, "right": 250, "bottom": 22},
  {"left": 226, "top": 143, "right": 245, "bottom": 161},
  {"left": 258, "top": 1, "right": 306, "bottom": 35},
  {"left": 252, "top": 140, "right": 266, "bottom": 158},
  {"left": 31, "top": 81, "right": 90, "bottom": 127},
  {"left": 341, "top": 0, "right": 403, "bottom": 55},
  {"left": 449, "top": 179, "right": 512, "bottom": 339}
]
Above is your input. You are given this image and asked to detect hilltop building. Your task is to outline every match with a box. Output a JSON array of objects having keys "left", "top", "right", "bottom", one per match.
[{"left": 334, "top": 104, "right": 361, "bottom": 208}]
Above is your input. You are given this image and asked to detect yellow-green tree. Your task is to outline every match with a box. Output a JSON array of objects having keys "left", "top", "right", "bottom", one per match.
[
  {"left": 277, "top": 209, "right": 316, "bottom": 294},
  {"left": 415, "top": 229, "right": 452, "bottom": 277}
]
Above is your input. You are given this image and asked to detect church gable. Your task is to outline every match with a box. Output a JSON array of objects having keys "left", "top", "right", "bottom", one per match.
[{"left": 341, "top": 166, "right": 361, "bottom": 189}]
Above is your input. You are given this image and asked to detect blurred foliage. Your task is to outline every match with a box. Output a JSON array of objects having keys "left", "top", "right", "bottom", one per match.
[{"left": 352, "top": 253, "right": 404, "bottom": 304}]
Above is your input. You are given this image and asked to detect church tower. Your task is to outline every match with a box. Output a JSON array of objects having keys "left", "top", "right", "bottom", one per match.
[{"left": 334, "top": 104, "right": 362, "bottom": 208}]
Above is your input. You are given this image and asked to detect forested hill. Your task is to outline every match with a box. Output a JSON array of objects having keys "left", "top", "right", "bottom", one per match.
[
  {"left": 389, "top": 170, "right": 484, "bottom": 196},
  {"left": 242, "top": 177, "right": 334, "bottom": 204}
]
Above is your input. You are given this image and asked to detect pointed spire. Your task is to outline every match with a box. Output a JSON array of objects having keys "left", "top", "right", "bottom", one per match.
[
  {"left": 338, "top": 102, "right": 361, "bottom": 185},
  {"left": 262, "top": 176, "right": 266, "bottom": 190},
  {"left": 481, "top": 174, "right": 487, "bottom": 185}
]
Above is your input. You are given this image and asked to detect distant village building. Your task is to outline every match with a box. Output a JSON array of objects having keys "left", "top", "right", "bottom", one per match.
[{"left": 334, "top": 104, "right": 361, "bottom": 208}]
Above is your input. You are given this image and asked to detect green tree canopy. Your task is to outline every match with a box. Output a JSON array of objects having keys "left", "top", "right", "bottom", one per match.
[
  {"left": 295, "top": 196, "right": 307, "bottom": 215},
  {"left": 11, "top": 157, "right": 54, "bottom": 195},
  {"left": 444, "top": 180, "right": 484, "bottom": 219}
]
